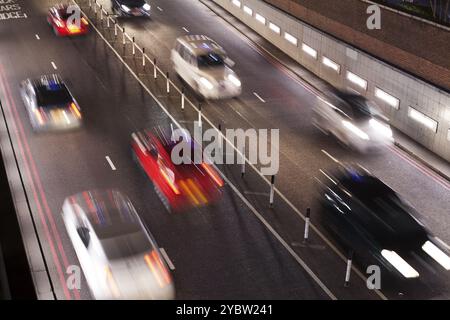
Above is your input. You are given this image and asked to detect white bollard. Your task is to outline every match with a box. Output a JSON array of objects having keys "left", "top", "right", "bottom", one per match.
[
  {"left": 241, "top": 146, "right": 245, "bottom": 177},
  {"left": 181, "top": 88, "right": 185, "bottom": 110},
  {"left": 344, "top": 251, "right": 354, "bottom": 287},
  {"left": 166, "top": 72, "right": 170, "bottom": 94},
  {"left": 142, "top": 48, "right": 146, "bottom": 67},
  {"left": 269, "top": 175, "right": 275, "bottom": 207},
  {"left": 303, "top": 208, "right": 311, "bottom": 243},
  {"left": 198, "top": 104, "right": 202, "bottom": 128}
]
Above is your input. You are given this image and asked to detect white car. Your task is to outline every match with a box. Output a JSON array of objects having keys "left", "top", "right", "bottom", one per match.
[
  {"left": 20, "top": 74, "right": 82, "bottom": 131},
  {"left": 171, "top": 35, "right": 242, "bottom": 100},
  {"left": 62, "top": 189, "right": 175, "bottom": 300},
  {"left": 312, "top": 90, "right": 393, "bottom": 153}
]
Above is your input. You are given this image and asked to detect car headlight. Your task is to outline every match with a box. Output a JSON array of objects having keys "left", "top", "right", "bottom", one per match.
[
  {"left": 342, "top": 120, "right": 370, "bottom": 141},
  {"left": 143, "top": 3, "right": 151, "bottom": 11},
  {"left": 422, "top": 240, "right": 450, "bottom": 271},
  {"left": 227, "top": 74, "right": 241, "bottom": 87},
  {"left": 199, "top": 77, "right": 214, "bottom": 90},
  {"left": 381, "top": 249, "right": 419, "bottom": 278},
  {"left": 369, "top": 119, "right": 392, "bottom": 138},
  {"left": 121, "top": 4, "right": 131, "bottom": 12}
]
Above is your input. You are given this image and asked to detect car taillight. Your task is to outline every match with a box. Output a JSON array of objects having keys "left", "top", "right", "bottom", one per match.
[
  {"left": 105, "top": 266, "right": 121, "bottom": 298},
  {"left": 201, "top": 163, "right": 224, "bottom": 187},
  {"left": 144, "top": 251, "right": 171, "bottom": 288},
  {"left": 70, "top": 102, "right": 81, "bottom": 118},
  {"left": 160, "top": 167, "right": 180, "bottom": 194},
  {"left": 33, "top": 108, "right": 45, "bottom": 125}
]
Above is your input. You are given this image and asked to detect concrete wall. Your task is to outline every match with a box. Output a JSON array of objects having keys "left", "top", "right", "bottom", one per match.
[
  {"left": 211, "top": 0, "right": 450, "bottom": 161},
  {"left": 262, "top": 0, "right": 450, "bottom": 92}
]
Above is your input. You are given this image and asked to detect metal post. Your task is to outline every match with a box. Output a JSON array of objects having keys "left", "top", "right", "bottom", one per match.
[
  {"left": 344, "top": 250, "right": 354, "bottom": 287},
  {"left": 142, "top": 48, "right": 146, "bottom": 67},
  {"left": 166, "top": 72, "right": 170, "bottom": 94},
  {"left": 114, "top": 22, "right": 118, "bottom": 37},
  {"left": 100, "top": 6, "right": 103, "bottom": 20},
  {"left": 89, "top": 0, "right": 91, "bottom": 8},
  {"left": 303, "top": 208, "right": 311, "bottom": 243},
  {"left": 181, "top": 88, "right": 185, "bottom": 110},
  {"left": 94, "top": 2, "right": 97, "bottom": 14},
  {"left": 241, "top": 146, "right": 245, "bottom": 177},
  {"left": 198, "top": 104, "right": 202, "bottom": 128},
  {"left": 122, "top": 28, "right": 126, "bottom": 45},
  {"left": 269, "top": 175, "right": 275, "bottom": 207},
  {"left": 107, "top": 13, "right": 110, "bottom": 27},
  {"left": 153, "top": 59, "right": 157, "bottom": 79},
  {"left": 132, "top": 37, "right": 136, "bottom": 55},
  {"left": 218, "top": 124, "right": 223, "bottom": 154}
]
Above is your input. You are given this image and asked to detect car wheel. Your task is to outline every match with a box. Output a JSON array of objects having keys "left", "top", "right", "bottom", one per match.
[{"left": 154, "top": 184, "right": 172, "bottom": 213}]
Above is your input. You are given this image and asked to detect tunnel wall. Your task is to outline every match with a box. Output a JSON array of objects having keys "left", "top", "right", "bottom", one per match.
[{"left": 209, "top": 0, "right": 450, "bottom": 162}]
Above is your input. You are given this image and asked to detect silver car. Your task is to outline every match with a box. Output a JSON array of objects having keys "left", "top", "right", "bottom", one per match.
[
  {"left": 62, "top": 189, "right": 175, "bottom": 300},
  {"left": 20, "top": 74, "right": 82, "bottom": 131},
  {"left": 312, "top": 89, "right": 393, "bottom": 153},
  {"left": 171, "top": 35, "right": 242, "bottom": 100}
]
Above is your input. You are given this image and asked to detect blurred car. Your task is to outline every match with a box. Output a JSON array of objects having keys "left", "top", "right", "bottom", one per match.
[
  {"left": 317, "top": 166, "right": 450, "bottom": 281},
  {"left": 171, "top": 35, "right": 242, "bottom": 100},
  {"left": 131, "top": 127, "right": 224, "bottom": 212},
  {"left": 20, "top": 74, "right": 82, "bottom": 131},
  {"left": 312, "top": 89, "right": 393, "bottom": 152},
  {"left": 111, "top": 0, "right": 151, "bottom": 17},
  {"left": 62, "top": 189, "right": 175, "bottom": 300},
  {"left": 47, "top": 4, "right": 89, "bottom": 36}
]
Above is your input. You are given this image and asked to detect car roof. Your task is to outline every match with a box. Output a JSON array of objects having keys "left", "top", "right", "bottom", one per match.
[
  {"left": 177, "top": 35, "right": 226, "bottom": 56},
  {"left": 331, "top": 168, "right": 428, "bottom": 249},
  {"left": 30, "top": 74, "right": 65, "bottom": 91},
  {"left": 68, "top": 190, "right": 143, "bottom": 239}
]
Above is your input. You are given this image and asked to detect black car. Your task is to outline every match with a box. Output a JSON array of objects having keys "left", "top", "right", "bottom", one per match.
[
  {"left": 111, "top": 0, "right": 151, "bottom": 17},
  {"left": 317, "top": 166, "right": 450, "bottom": 282}
]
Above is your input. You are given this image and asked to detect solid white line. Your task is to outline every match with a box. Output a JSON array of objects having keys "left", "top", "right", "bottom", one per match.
[
  {"left": 182, "top": 27, "right": 189, "bottom": 33},
  {"left": 73, "top": 2, "right": 387, "bottom": 300},
  {"left": 160, "top": 248, "right": 175, "bottom": 270},
  {"left": 51, "top": 62, "right": 57, "bottom": 70},
  {"left": 321, "top": 149, "right": 339, "bottom": 163},
  {"left": 157, "top": 6, "right": 163, "bottom": 11},
  {"left": 105, "top": 156, "right": 116, "bottom": 171},
  {"left": 253, "top": 92, "right": 266, "bottom": 103},
  {"left": 35, "top": 34, "right": 40, "bottom": 40}
]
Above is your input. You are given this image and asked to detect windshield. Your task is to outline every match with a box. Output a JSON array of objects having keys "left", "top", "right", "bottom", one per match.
[
  {"left": 197, "top": 53, "right": 224, "bottom": 68},
  {"left": 35, "top": 85, "right": 72, "bottom": 107},
  {"left": 56, "top": 9, "right": 73, "bottom": 20},
  {"left": 120, "top": 0, "right": 145, "bottom": 7},
  {"left": 348, "top": 96, "right": 374, "bottom": 121}
]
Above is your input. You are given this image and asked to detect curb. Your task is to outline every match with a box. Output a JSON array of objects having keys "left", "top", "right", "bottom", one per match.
[{"left": 394, "top": 141, "right": 450, "bottom": 183}]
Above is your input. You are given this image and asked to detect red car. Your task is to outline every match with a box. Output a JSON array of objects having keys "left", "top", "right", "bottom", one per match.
[
  {"left": 132, "top": 127, "right": 224, "bottom": 213},
  {"left": 47, "top": 4, "right": 89, "bottom": 36}
]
